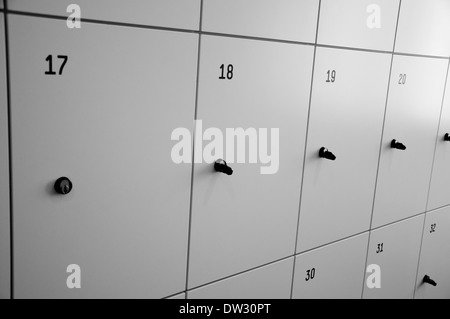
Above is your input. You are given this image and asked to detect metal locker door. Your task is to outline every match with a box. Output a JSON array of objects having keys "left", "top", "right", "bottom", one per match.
[
  {"left": 415, "top": 207, "right": 450, "bottom": 299},
  {"left": 202, "top": 0, "right": 319, "bottom": 42},
  {"left": 8, "top": 0, "right": 201, "bottom": 30},
  {"left": 372, "top": 55, "right": 447, "bottom": 228},
  {"left": 395, "top": 0, "right": 450, "bottom": 57},
  {"left": 428, "top": 76, "right": 450, "bottom": 211},
  {"left": 363, "top": 215, "right": 424, "bottom": 299},
  {"left": 188, "top": 258, "right": 293, "bottom": 299},
  {"left": 9, "top": 16, "right": 198, "bottom": 298},
  {"left": 298, "top": 47, "right": 390, "bottom": 252},
  {"left": 189, "top": 35, "right": 313, "bottom": 288},
  {"left": 318, "top": 0, "right": 400, "bottom": 51},
  {"left": 293, "top": 233, "right": 368, "bottom": 299},
  {"left": 0, "top": 13, "right": 10, "bottom": 300}
]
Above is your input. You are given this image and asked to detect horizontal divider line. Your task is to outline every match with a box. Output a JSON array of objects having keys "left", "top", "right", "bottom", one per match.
[{"left": 4, "top": 10, "right": 450, "bottom": 60}]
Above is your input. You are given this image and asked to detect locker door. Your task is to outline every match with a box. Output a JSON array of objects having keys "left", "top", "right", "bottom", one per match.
[
  {"left": 8, "top": 0, "right": 201, "bottom": 30},
  {"left": 297, "top": 48, "right": 390, "bottom": 252},
  {"left": 188, "top": 258, "right": 293, "bottom": 299},
  {"left": 0, "top": 14, "right": 10, "bottom": 299},
  {"left": 415, "top": 207, "right": 450, "bottom": 299},
  {"left": 9, "top": 16, "right": 198, "bottom": 298},
  {"left": 428, "top": 76, "right": 450, "bottom": 211},
  {"left": 189, "top": 36, "right": 313, "bottom": 288},
  {"left": 363, "top": 215, "right": 424, "bottom": 299},
  {"left": 202, "top": 0, "right": 319, "bottom": 42},
  {"left": 318, "top": 0, "right": 399, "bottom": 51},
  {"left": 372, "top": 56, "right": 447, "bottom": 228},
  {"left": 293, "top": 233, "right": 368, "bottom": 299},
  {"left": 395, "top": 0, "right": 450, "bottom": 57}
]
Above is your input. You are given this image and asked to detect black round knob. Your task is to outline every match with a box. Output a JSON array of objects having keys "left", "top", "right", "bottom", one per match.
[
  {"left": 214, "top": 159, "right": 233, "bottom": 175},
  {"left": 319, "top": 147, "right": 336, "bottom": 161},
  {"left": 444, "top": 133, "right": 450, "bottom": 142},
  {"left": 391, "top": 139, "right": 406, "bottom": 150},
  {"left": 423, "top": 275, "right": 437, "bottom": 287},
  {"left": 54, "top": 177, "right": 73, "bottom": 195}
]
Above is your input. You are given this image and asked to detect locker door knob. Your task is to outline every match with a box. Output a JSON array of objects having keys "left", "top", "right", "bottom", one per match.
[
  {"left": 444, "top": 133, "right": 450, "bottom": 141},
  {"left": 214, "top": 159, "right": 233, "bottom": 175},
  {"left": 54, "top": 177, "right": 73, "bottom": 195},
  {"left": 391, "top": 139, "right": 406, "bottom": 150},
  {"left": 319, "top": 147, "right": 336, "bottom": 161},
  {"left": 423, "top": 275, "right": 437, "bottom": 287}
]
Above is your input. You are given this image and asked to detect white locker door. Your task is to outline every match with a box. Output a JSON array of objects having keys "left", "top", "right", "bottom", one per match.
[
  {"left": 363, "top": 215, "right": 424, "bottom": 299},
  {"left": 428, "top": 75, "right": 450, "bottom": 211},
  {"left": 8, "top": 0, "right": 201, "bottom": 30},
  {"left": 202, "top": 0, "right": 319, "bottom": 42},
  {"left": 189, "top": 35, "right": 313, "bottom": 288},
  {"left": 372, "top": 56, "right": 447, "bottom": 228},
  {"left": 9, "top": 16, "right": 198, "bottom": 298},
  {"left": 395, "top": 0, "right": 450, "bottom": 57},
  {"left": 298, "top": 48, "right": 390, "bottom": 252},
  {"left": 188, "top": 258, "right": 293, "bottom": 299},
  {"left": 318, "top": 0, "right": 400, "bottom": 51},
  {"left": 415, "top": 207, "right": 450, "bottom": 299},
  {"left": 0, "top": 14, "right": 10, "bottom": 300},
  {"left": 293, "top": 233, "right": 368, "bottom": 299}
]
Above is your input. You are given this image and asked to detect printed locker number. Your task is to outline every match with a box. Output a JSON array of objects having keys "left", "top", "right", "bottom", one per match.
[
  {"left": 376, "top": 243, "right": 384, "bottom": 254},
  {"left": 430, "top": 223, "right": 437, "bottom": 233},
  {"left": 219, "top": 64, "right": 234, "bottom": 80},
  {"left": 45, "top": 55, "right": 68, "bottom": 75},
  {"left": 398, "top": 74, "right": 407, "bottom": 85},
  {"left": 326, "top": 70, "right": 336, "bottom": 83},
  {"left": 305, "top": 268, "right": 316, "bottom": 281}
]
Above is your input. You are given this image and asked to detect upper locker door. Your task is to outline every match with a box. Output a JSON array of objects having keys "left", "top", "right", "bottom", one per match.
[
  {"left": 188, "top": 36, "right": 314, "bottom": 288},
  {"left": 0, "top": 14, "right": 10, "bottom": 299},
  {"left": 9, "top": 16, "right": 198, "bottom": 298},
  {"left": 202, "top": 0, "right": 319, "bottom": 42},
  {"left": 372, "top": 56, "right": 448, "bottom": 228},
  {"left": 415, "top": 206, "right": 450, "bottom": 299},
  {"left": 297, "top": 48, "right": 390, "bottom": 252},
  {"left": 318, "top": 0, "right": 400, "bottom": 51},
  {"left": 428, "top": 76, "right": 450, "bottom": 211},
  {"left": 7, "top": 0, "right": 201, "bottom": 30}
]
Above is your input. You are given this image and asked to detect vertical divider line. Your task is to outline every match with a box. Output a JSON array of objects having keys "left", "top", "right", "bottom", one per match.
[
  {"left": 361, "top": 0, "right": 402, "bottom": 298},
  {"left": 3, "top": 0, "right": 13, "bottom": 299},
  {"left": 184, "top": 0, "right": 203, "bottom": 298},
  {"left": 290, "top": 0, "right": 321, "bottom": 300},
  {"left": 413, "top": 59, "right": 450, "bottom": 299}
]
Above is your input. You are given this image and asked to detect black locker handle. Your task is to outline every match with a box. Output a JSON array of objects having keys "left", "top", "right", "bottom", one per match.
[
  {"left": 214, "top": 159, "right": 233, "bottom": 176},
  {"left": 391, "top": 139, "right": 407, "bottom": 150},
  {"left": 54, "top": 177, "right": 73, "bottom": 195},
  {"left": 319, "top": 147, "right": 336, "bottom": 161},
  {"left": 444, "top": 133, "right": 450, "bottom": 142},
  {"left": 423, "top": 275, "right": 437, "bottom": 287}
]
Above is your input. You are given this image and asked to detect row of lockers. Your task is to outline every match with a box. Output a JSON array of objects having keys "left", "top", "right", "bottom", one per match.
[
  {"left": 1, "top": 8, "right": 450, "bottom": 298},
  {"left": 174, "top": 207, "right": 450, "bottom": 299},
  {"left": 2, "top": 0, "right": 450, "bottom": 56}
]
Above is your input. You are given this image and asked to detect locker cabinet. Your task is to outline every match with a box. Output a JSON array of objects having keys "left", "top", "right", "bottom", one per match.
[
  {"left": 297, "top": 48, "right": 390, "bottom": 252},
  {"left": 318, "top": 0, "right": 399, "bottom": 51},
  {"left": 7, "top": 0, "right": 201, "bottom": 30},
  {"left": 188, "top": 258, "right": 293, "bottom": 299},
  {"left": 363, "top": 215, "right": 424, "bottom": 299},
  {"left": 0, "top": 14, "right": 10, "bottom": 300},
  {"left": 9, "top": 16, "right": 198, "bottom": 298},
  {"left": 415, "top": 207, "right": 450, "bottom": 299},
  {"left": 188, "top": 36, "right": 313, "bottom": 288},
  {"left": 292, "top": 233, "right": 368, "bottom": 299},
  {"left": 202, "top": 0, "right": 319, "bottom": 43},
  {"left": 395, "top": 0, "right": 450, "bottom": 57},
  {"left": 372, "top": 56, "right": 447, "bottom": 228},
  {"left": 427, "top": 76, "right": 450, "bottom": 211}
]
